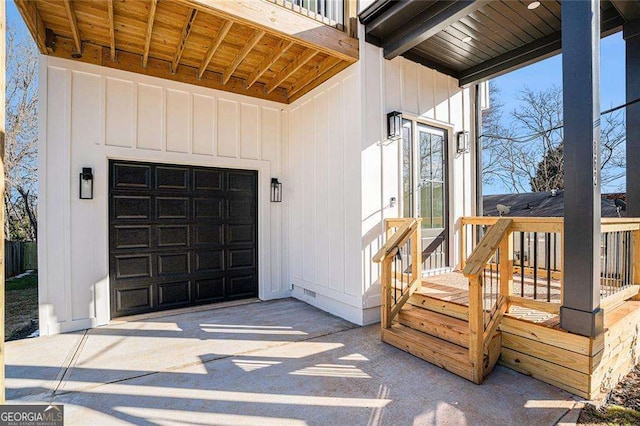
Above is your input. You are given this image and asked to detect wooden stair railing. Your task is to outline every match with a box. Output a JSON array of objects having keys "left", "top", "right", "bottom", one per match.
[
  {"left": 462, "top": 218, "right": 512, "bottom": 383},
  {"left": 373, "top": 218, "right": 422, "bottom": 329}
]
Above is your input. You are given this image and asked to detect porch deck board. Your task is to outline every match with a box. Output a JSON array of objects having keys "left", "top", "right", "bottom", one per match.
[{"left": 418, "top": 271, "right": 561, "bottom": 327}]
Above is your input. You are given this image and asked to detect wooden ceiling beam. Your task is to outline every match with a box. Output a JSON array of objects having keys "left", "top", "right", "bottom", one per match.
[
  {"left": 287, "top": 55, "right": 342, "bottom": 98},
  {"left": 288, "top": 60, "right": 351, "bottom": 103},
  {"left": 49, "top": 35, "right": 289, "bottom": 103},
  {"left": 62, "top": 0, "right": 82, "bottom": 54},
  {"left": 172, "top": 8, "right": 198, "bottom": 74},
  {"left": 142, "top": 0, "right": 158, "bottom": 68},
  {"left": 266, "top": 48, "right": 318, "bottom": 94},
  {"left": 198, "top": 20, "right": 233, "bottom": 78},
  {"left": 174, "top": 0, "right": 358, "bottom": 62},
  {"left": 246, "top": 39, "right": 293, "bottom": 90},
  {"left": 13, "top": 0, "right": 47, "bottom": 53},
  {"left": 222, "top": 29, "right": 265, "bottom": 85},
  {"left": 107, "top": 0, "right": 116, "bottom": 61}
]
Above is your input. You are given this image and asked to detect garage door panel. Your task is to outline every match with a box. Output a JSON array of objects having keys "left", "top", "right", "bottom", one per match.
[
  {"left": 158, "top": 253, "right": 190, "bottom": 276},
  {"left": 194, "top": 198, "right": 223, "bottom": 219},
  {"left": 228, "top": 172, "right": 256, "bottom": 192},
  {"left": 115, "top": 254, "right": 152, "bottom": 279},
  {"left": 227, "top": 199, "right": 255, "bottom": 223},
  {"left": 195, "top": 250, "right": 224, "bottom": 272},
  {"left": 115, "top": 285, "right": 153, "bottom": 312},
  {"left": 110, "top": 161, "right": 257, "bottom": 318},
  {"left": 157, "top": 225, "right": 190, "bottom": 248},
  {"left": 228, "top": 248, "right": 256, "bottom": 270},
  {"left": 157, "top": 197, "right": 189, "bottom": 219},
  {"left": 228, "top": 275, "right": 257, "bottom": 298},
  {"left": 194, "top": 169, "right": 224, "bottom": 191},
  {"left": 113, "top": 226, "right": 151, "bottom": 250},
  {"left": 113, "top": 196, "right": 152, "bottom": 220},
  {"left": 227, "top": 224, "right": 256, "bottom": 245},
  {"left": 156, "top": 166, "right": 189, "bottom": 190},
  {"left": 113, "top": 163, "right": 151, "bottom": 189},
  {"left": 158, "top": 281, "right": 191, "bottom": 306},
  {"left": 195, "top": 278, "right": 225, "bottom": 302},
  {"left": 194, "top": 224, "right": 223, "bottom": 246}
]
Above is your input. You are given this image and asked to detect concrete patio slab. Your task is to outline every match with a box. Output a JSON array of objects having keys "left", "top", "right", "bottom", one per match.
[{"left": 6, "top": 299, "right": 579, "bottom": 425}]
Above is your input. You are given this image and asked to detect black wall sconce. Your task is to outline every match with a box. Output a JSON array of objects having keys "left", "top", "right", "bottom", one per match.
[
  {"left": 79, "top": 167, "right": 94, "bottom": 199},
  {"left": 387, "top": 111, "right": 402, "bottom": 140},
  {"left": 271, "top": 178, "right": 282, "bottom": 203},
  {"left": 456, "top": 131, "right": 470, "bottom": 154}
]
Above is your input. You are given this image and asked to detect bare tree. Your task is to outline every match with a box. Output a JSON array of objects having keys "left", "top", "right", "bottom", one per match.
[
  {"left": 482, "top": 85, "right": 626, "bottom": 193},
  {"left": 5, "top": 23, "right": 38, "bottom": 241}
]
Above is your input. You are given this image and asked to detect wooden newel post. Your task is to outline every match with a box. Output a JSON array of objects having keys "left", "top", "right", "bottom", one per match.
[{"left": 468, "top": 274, "right": 484, "bottom": 384}]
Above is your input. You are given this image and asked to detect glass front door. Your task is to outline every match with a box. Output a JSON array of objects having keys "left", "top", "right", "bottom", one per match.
[{"left": 402, "top": 120, "right": 449, "bottom": 271}]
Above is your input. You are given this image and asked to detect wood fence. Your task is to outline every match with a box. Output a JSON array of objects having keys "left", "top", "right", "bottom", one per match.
[{"left": 5, "top": 241, "right": 37, "bottom": 278}]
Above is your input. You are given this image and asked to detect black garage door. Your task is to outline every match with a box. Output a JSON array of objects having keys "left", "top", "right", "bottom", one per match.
[{"left": 109, "top": 160, "right": 258, "bottom": 318}]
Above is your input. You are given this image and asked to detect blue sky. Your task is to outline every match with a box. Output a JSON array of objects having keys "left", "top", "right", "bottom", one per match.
[
  {"left": 486, "top": 32, "right": 626, "bottom": 195},
  {"left": 7, "top": 1, "right": 24, "bottom": 33}
]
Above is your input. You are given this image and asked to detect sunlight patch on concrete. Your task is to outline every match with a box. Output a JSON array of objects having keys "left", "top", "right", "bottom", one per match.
[
  {"left": 339, "top": 353, "right": 369, "bottom": 361},
  {"left": 232, "top": 359, "right": 282, "bottom": 372},
  {"left": 116, "top": 407, "right": 309, "bottom": 426},
  {"left": 72, "top": 384, "right": 392, "bottom": 408},
  {"left": 290, "top": 364, "right": 371, "bottom": 379}
]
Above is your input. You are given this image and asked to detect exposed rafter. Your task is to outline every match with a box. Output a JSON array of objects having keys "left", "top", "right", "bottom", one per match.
[
  {"left": 382, "top": 0, "right": 488, "bottom": 59},
  {"left": 142, "top": 0, "right": 158, "bottom": 68},
  {"left": 172, "top": 8, "right": 198, "bottom": 74},
  {"left": 13, "top": 0, "right": 47, "bottom": 53},
  {"left": 222, "top": 30, "right": 265, "bottom": 85},
  {"left": 63, "top": 0, "right": 82, "bottom": 54},
  {"left": 50, "top": 35, "right": 289, "bottom": 103},
  {"left": 198, "top": 20, "right": 233, "bottom": 78},
  {"left": 287, "top": 55, "right": 341, "bottom": 98},
  {"left": 107, "top": 0, "right": 116, "bottom": 61},
  {"left": 266, "top": 48, "right": 318, "bottom": 94},
  {"left": 246, "top": 39, "right": 293, "bottom": 90},
  {"left": 174, "top": 0, "right": 358, "bottom": 62}
]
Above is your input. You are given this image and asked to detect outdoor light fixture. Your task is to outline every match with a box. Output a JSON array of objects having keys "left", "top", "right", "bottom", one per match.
[
  {"left": 387, "top": 111, "right": 402, "bottom": 140},
  {"left": 271, "top": 178, "right": 282, "bottom": 203},
  {"left": 462, "top": 36, "right": 473, "bottom": 43},
  {"left": 527, "top": 1, "right": 541, "bottom": 10},
  {"left": 79, "top": 167, "right": 94, "bottom": 199},
  {"left": 456, "top": 131, "right": 470, "bottom": 154}
]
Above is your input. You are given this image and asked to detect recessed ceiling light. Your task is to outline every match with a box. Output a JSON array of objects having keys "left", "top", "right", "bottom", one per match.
[
  {"left": 462, "top": 36, "right": 473, "bottom": 43},
  {"left": 528, "top": 1, "right": 541, "bottom": 10}
]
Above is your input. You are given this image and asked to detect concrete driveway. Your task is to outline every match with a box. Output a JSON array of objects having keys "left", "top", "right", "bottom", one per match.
[{"left": 6, "top": 299, "right": 581, "bottom": 425}]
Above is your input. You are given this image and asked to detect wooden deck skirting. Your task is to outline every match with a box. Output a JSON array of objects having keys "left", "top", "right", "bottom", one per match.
[{"left": 419, "top": 272, "right": 640, "bottom": 399}]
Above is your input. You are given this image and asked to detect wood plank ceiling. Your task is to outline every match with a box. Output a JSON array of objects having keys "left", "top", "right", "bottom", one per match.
[
  {"left": 15, "top": 0, "right": 359, "bottom": 103},
  {"left": 361, "top": 0, "right": 637, "bottom": 87}
]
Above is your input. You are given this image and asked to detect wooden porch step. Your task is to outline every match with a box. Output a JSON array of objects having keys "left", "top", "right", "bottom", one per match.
[
  {"left": 398, "top": 305, "right": 469, "bottom": 348},
  {"left": 382, "top": 323, "right": 475, "bottom": 382},
  {"left": 408, "top": 291, "right": 469, "bottom": 321}
]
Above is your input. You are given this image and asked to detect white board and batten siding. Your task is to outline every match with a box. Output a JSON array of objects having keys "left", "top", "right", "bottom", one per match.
[
  {"left": 359, "top": 42, "right": 476, "bottom": 323},
  {"left": 38, "top": 56, "right": 288, "bottom": 334},
  {"left": 38, "top": 39, "right": 477, "bottom": 333},
  {"left": 287, "top": 63, "right": 364, "bottom": 324}
]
